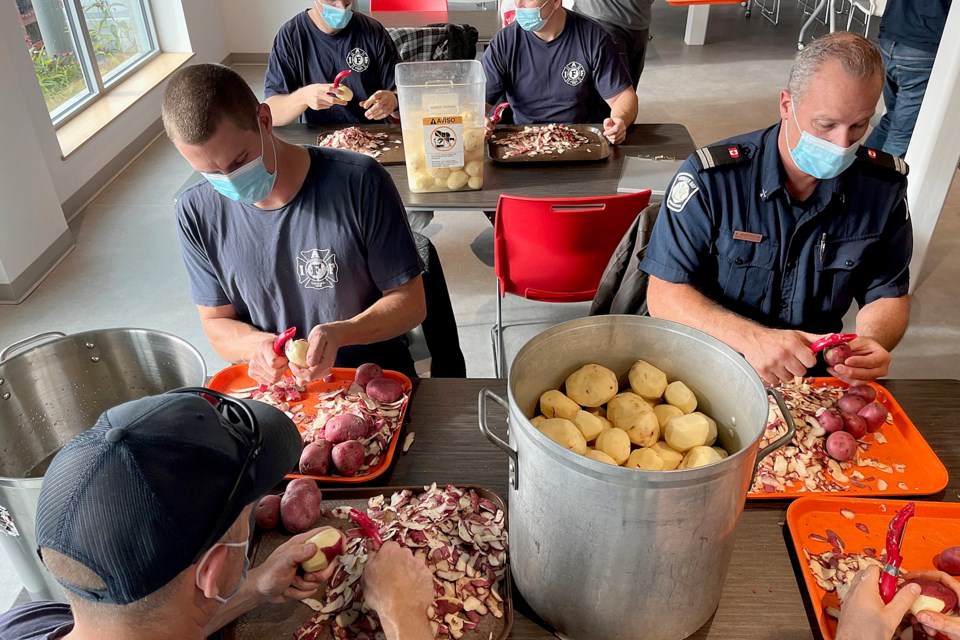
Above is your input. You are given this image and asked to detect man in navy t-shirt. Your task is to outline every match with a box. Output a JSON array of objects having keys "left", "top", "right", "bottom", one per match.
[
  {"left": 481, "top": 0, "right": 637, "bottom": 144},
  {"left": 162, "top": 64, "right": 425, "bottom": 383},
  {"left": 265, "top": 0, "right": 401, "bottom": 126}
]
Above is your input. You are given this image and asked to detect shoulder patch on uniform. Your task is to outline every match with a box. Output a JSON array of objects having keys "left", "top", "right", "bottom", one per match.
[
  {"left": 666, "top": 172, "right": 699, "bottom": 213},
  {"left": 856, "top": 147, "right": 909, "bottom": 176},
  {"left": 693, "top": 143, "right": 750, "bottom": 171}
]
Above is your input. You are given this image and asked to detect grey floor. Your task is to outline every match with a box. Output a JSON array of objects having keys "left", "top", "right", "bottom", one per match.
[{"left": 2, "top": 2, "right": 958, "bottom": 608}]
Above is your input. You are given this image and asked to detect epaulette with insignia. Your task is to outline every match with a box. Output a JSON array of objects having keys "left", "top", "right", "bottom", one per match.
[
  {"left": 693, "top": 143, "right": 750, "bottom": 171},
  {"left": 856, "top": 147, "right": 909, "bottom": 176}
]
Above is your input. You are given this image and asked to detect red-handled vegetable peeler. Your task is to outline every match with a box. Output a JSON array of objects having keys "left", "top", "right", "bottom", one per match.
[
  {"left": 490, "top": 102, "right": 509, "bottom": 126},
  {"left": 332, "top": 70, "right": 351, "bottom": 89},
  {"left": 348, "top": 508, "right": 383, "bottom": 550},
  {"left": 810, "top": 332, "right": 857, "bottom": 354},
  {"left": 879, "top": 501, "right": 916, "bottom": 603},
  {"left": 257, "top": 327, "right": 297, "bottom": 392}
]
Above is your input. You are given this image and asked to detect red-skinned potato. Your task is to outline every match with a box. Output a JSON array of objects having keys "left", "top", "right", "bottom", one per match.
[
  {"left": 825, "top": 431, "right": 858, "bottom": 462},
  {"left": 281, "top": 479, "right": 322, "bottom": 533},
  {"left": 935, "top": 547, "right": 960, "bottom": 576},
  {"left": 301, "top": 528, "right": 346, "bottom": 572},
  {"left": 354, "top": 363, "right": 384, "bottom": 388},
  {"left": 846, "top": 385, "right": 878, "bottom": 402},
  {"left": 901, "top": 578, "right": 958, "bottom": 615},
  {"left": 332, "top": 440, "right": 365, "bottom": 476},
  {"left": 366, "top": 377, "right": 403, "bottom": 403},
  {"left": 824, "top": 343, "right": 853, "bottom": 367},
  {"left": 858, "top": 402, "right": 888, "bottom": 433},
  {"left": 836, "top": 394, "right": 868, "bottom": 416},
  {"left": 324, "top": 414, "right": 369, "bottom": 444},
  {"left": 255, "top": 494, "right": 281, "bottom": 530},
  {"left": 841, "top": 413, "right": 868, "bottom": 440},
  {"left": 299, "top": 439, "right": 332, "bottom": 475},
  {"left": 815, "top": 408, "right": 843, "bottom": 434}
]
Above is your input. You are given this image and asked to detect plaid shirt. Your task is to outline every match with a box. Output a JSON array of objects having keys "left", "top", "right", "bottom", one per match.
[{"left": 388, "top": 27, "right": 448, "bottom": 62}]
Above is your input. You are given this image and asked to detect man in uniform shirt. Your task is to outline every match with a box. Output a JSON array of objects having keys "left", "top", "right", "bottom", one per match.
[
  {"left": 163, "top": 64, "right": 425, "bottom": 384},
  {"left": 265, "top": 0, "right": 401, "bottom": 126},
  {"left": 574, "top": 0, "right": 654, "bottom": 89},
  {"left": 481, "top": 0, "right": 638, "bottom": 144},
  {"left": 641, "top": 32, "right": 912, "bottom": 386}
]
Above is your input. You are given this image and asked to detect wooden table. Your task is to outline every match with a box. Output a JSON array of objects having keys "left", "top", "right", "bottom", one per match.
[{"left": 349, "top": 378, "right": 959, "bottom": 639}]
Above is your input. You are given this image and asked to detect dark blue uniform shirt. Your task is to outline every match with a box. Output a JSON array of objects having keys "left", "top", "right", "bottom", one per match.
[
  {"left": 264, "top": 11, "right": 401, "bottom": 125},
  {"left": 481, "top": 12, "right": 632, "bottom": 124},
  {"left": 640, "top": 123, "right": 913, "bottom": 336},
  {"left": 878, "top": 0, "right": 951, "bottom": 54}
]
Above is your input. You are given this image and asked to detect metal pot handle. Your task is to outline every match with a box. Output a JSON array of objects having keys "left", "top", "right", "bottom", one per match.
[
  {"left": 751, "top": 387, "right": 798, "bottom": 481},
  {"left": 478, "top": 389, "right": 519, "bottom": 489},
  {"left": 0, "top": 332, "right": 67, "bottom": 363}
]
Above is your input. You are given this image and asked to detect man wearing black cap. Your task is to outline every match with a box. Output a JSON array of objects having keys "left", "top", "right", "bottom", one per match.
[{"left": 0, "top": 391, "right": 434, "bottom": 640}]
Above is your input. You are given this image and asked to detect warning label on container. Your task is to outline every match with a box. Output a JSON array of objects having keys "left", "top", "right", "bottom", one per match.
[{"left": 423, "top": 116, "right": 464, "bottom": 169}]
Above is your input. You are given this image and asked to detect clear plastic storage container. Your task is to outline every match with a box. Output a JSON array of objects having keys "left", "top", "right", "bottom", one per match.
[{"left": 396, "top": 60, "right": 486, "bottom": 193}]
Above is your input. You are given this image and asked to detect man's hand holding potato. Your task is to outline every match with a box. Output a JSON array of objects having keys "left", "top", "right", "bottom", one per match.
[
  {"left": 252, "top": 527, "right": 342, "bottom": 604},
  {"left": 297, "top": 83, "right": 349, "bottom": 112}
]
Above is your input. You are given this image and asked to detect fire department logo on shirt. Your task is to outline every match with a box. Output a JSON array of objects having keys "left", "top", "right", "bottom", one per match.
[
  {"left": 666, "top": 173, "right": 699, "bottom": 213},
  {"left": 346, "top": 48, "right": 370, "bottom": 72},
  {"left": 561, "top": 61, "right": 586, "bottom": 86},
  {"left": 297, "top": 249, "right": 339, "bottom": 290}
]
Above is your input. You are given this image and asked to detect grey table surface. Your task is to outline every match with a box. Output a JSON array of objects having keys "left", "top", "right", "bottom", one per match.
[{"left": 174, "top": 123, "right": 696, "bottom": 212}]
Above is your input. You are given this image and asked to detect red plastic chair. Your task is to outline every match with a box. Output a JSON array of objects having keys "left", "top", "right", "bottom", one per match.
[
  {"left": 371, "top": 0, "right": 448, "bottom": 10},
  {"left": 491, "top": 190, "right": 653, "bottom": 377}
]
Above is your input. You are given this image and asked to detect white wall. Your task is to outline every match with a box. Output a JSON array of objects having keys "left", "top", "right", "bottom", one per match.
[
  {"left": 219, "top": 0, "right": 308, "bottom": 54},
  {"left": 0, "top": 5, "right": 70, "bottom": 284}
]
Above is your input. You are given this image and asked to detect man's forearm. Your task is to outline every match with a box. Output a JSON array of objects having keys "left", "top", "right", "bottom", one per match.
[
  {"left": 855, "top": 296, "right": 910, "bottom": 351},
  {"left": 265, "top": 93, "right": 307, "bottom": 127},
  {"left": 610, "top": 90, "right": 638, "bottom": 125},
  {"left": 202, "top": 316, "right": 275, "bottom": 363},
  {"left": 331, "top": 278, "right": 426, "bottom": 347}
]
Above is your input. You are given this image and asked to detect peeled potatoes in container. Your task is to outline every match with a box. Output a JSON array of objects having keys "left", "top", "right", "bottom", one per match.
[{"left": 532, "top": 360, "right": 729, "bottom": 471}]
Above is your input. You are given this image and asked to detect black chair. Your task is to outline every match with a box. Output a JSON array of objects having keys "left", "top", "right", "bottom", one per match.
[{"left": 410, "top": 232, "right": 467, "bottom": 377}]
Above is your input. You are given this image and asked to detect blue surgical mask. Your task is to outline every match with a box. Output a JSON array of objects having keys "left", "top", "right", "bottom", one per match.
[
  {"left": 195, "top": 540, "right": 250, "bottom": 605},
  {"left": 786, "top": 98, "right": 859, "bottom": 180},
  {"left": 202, "top": 123, "right": 277, "bottom": 204},
  {"left": 319, "top": 2, "right": 353, "bottom": 30},
  {"left": 516, "top": 0, "right": 556, "bottom": 31}
]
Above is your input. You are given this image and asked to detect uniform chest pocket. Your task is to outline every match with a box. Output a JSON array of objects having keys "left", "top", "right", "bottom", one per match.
[
  {"left": 815, "top": 236, "right": 877, "bottom": 311},
  {"left": 715, "top": 236, "right": 779, "bottom": 309}
]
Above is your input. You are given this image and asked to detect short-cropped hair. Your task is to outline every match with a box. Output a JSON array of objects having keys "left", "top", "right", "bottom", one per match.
[
  {"left": 788, "top": 32, "right": 883, "bottom": 104},
  {"left": 162, "top": 64, "right": 260, "bottom": 145}
]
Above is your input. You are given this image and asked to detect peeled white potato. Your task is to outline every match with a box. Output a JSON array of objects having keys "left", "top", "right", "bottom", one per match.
[
  {"left": 447, "top": 171, "right": 469, "bottom": 190},
  {"left": 301, "top": 529, "right": 344, "bottom": 572},
  {"left": 625, "top": 448, "right": 664, "bottom": 471},
  {"left": 680, "top": 445, "right": 723, "bottom": 469},
  {"left": 467, "top": 176, "right": 483, "bottom": 190},
  {"left": 464, "top": 128, "right": 484, "bottom": 152},
  {"left": 572, "top": 410, "right": 604, "bottom": 443},
  {"left": 538, "top": 418, "right": 588, "bottom": 455},
  {"left": 712, "top": 446, "right": 729, "bottom": 459},
  {"left": 530, "top": 415, "right": 546, "bottom": 427},
  {"left": 664, "top": 381, "right": 698, "bottom": 414},
  {"left": 565, "top": 364, "right": 619, "bottom": 408},
  {"left": 653, "top": 404, "right": 684, "bottom": 429},
  {"left": 465, "top": 160, "right": 484, "bottom": 177},
  {"left": 628, "top": 360, "right": 668, "bottom": 400},
  {"left": 664, "top": 413, "right": 710, "bottom": 452},
  {"left": 694, "top": 412, "right": 718, "bottom": 446},
  {"left": 594, "top": 428, "right": 631, "bottom": 465},
  {"left": 585, "top": 449, "right": 618, "bottom": 466},
  {"left": 650, "top": 441, "right": 684, "bottom": 470},
  {"left": 910, "top": 595, "right": 948, "bottom": 616},
  {"left": 540, "top": 390, "right": 580, "bottom": 421},
  {"left": 428, "top": 167, "right": 451, "bottom": 180}
]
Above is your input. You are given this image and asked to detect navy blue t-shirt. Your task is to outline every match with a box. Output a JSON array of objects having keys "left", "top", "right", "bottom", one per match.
[
  {"left": 265, "top": 11, "right": 401, "bottom": 125},
  {"left": 0, "top": 602, "right": 73, "bottom": 640},
  {"left": 175, "top": 146, "right": 424, "bottom": 373},
  {"left": 878, "top": 0, "right": 951, "bottom": 53},
  {"left": 481, "top": 12, "right": 632, "bottom": 124}
]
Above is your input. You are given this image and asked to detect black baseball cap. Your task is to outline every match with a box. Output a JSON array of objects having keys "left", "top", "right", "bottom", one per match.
[{"left": 35, "top": 390, "right": 301, "bottom": 605}]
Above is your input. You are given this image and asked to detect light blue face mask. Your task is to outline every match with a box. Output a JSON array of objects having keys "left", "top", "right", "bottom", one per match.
[
  {"left": 786, "top": 98, "right": 859, "bottom": 180},
  {"left": 202, "top": 123, "right": 277, "bottom": 204},
  {"left": 516, "top": 0, "right": 557, "bottom": 32},
  {"left": 319, "top": 2, "right": 353, "bottom": 30}
]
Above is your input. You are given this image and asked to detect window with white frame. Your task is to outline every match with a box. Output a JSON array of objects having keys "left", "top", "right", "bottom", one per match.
[{"left": 17, "top": 0, "right": 159, "bottom": 125}]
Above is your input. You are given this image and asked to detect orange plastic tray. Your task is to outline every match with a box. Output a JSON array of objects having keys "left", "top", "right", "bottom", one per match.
[
  {"left": 788, "top": 496, "right": 960, "bottom": 640},
  {"left": 208, "top": 364, "right": 412, "bottom": 484},
  {"left": 748, "top": 378, "right": 948, "bottom": 500}
]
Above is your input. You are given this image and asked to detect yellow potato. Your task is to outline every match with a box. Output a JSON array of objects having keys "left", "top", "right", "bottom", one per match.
[
  {"left": 446, "top": 170, "right": 469, "bottom": 190},
  {"left": 565, "top": 364, "right": 618, "bottom": 407},
  {"left": 538, "top": 418, "right": 587, "bottom": 455},
  {"left": 664, "top": 413, "right": 710, "bottom": 452},
  {"left": 428, "top": 167, "right": 451, "bottom": 180},
  {"left": 407, "top": 150, "right": 425, "bottom": 171},
  {"left": 530, "top": 415, "right": 546, "bottom": 427},
  {"left": 572, "top": 410, "right": 604, "bottom": 443},
  {"left": 434, "top": 177, "right": 449, "bottom": 188},
  {"left": 679, "top": 445, "right": 723, "bottom": 469},
  {"left": 540, "top": 390, "right": 580, "bottom": 421},
  {"left": 625, "top": 448, "right": 664, "bottom": 471},
  {"left": 464, "top": 128, "right": 484, "bottom": 152},
  {"left": 409, "top": 170, "right": 433, "bottom": 191},
  {"left": 585, "top": 449, "right": 618, "bottom": 466},
  {"left": 596, "top": 416, "right": 613, "bottom": 432},
  {"left": 606, "top": 392, "right": 653, "bottom": 426},
  {"left": 712, "top": 446, "right": 729, "bottom": 459},
  {"left": 594, "top": 428, "right": 631, "bottom": 465},
  {"left": 628, "top": 360, "right": 668, "bottom": 400},
  {"left": 664, "top": 381, "right": 698, "bottom": 414},
  {"left": 624, "top": 412, "right": 660, "bottom": 448},
  {"left": 586, "top": 406, "right": 607, "bottom": 418},
  {"left": 335, "top": 85, "right": 354, "bottom": 102},
  {"left": 650, "top": 441, "right": 684, "bottom": 470},
  {"left": 467, "top": 176, "right": 483, "bottom": 190},
  {"left": 465, "top": 160, "right": 484, "bottom": 177},
  {"left": 694, "top": 412, "right": 718, "bottom": 446},
  {"left": 653, "top": 404, "right": 684, "bottom": 429}
]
